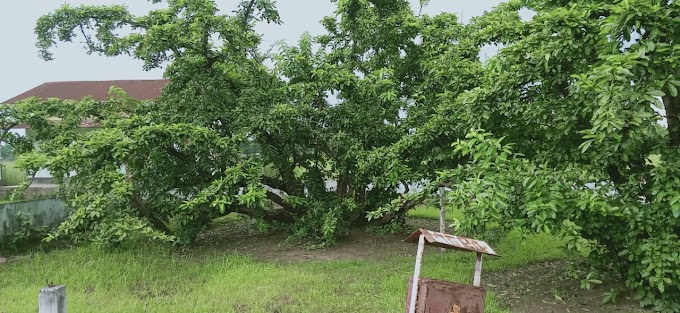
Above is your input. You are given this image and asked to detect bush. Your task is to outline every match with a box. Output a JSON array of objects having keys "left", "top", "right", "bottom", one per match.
[{"left": 0, "top": 212, "right": 52, "bottom": 253}]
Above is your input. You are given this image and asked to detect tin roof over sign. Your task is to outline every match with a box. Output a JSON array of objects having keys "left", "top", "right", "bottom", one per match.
[{"left": 403, "top": 229, "right": 499, "bottom": 256}]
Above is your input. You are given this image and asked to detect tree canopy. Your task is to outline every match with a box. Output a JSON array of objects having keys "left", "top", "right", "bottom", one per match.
[
  {"left": 24, "top": 0, "right": 479, "bottom": 246},
  {"left": 2, "top": 0, "right": 679, "bottom": 310},
  {"left": 394, "top": 0, "right": 680, "bottom": 310}
]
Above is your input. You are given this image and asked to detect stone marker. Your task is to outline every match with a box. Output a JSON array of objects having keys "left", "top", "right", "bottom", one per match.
[
  {"left": 0, "top": 257, "right": 7, "bottom": 265},
  {"left": 39, "top": 285, "right": 66, "bottom": 313}
]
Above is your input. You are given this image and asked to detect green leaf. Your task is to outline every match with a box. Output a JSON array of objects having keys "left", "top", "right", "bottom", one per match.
[
  {"left": 646, "top": 41, "right": 655, "bottom": 52},
  {"left": 649, "top": 90, "right": 665, "bottom": 97},
  {"left": 579, "top": 140, "right": 594, "bottom": 153}
]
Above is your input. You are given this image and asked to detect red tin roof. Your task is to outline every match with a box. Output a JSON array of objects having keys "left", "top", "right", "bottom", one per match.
[{"left": 3, "top": 79, "right": 168, "bottom": 104}]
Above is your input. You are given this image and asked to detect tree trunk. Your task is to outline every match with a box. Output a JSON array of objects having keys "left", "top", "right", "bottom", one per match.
[
  {"left": 131, "top": 194, "right": 172, "bottom": 234},
  {"left": 663, "top": 94, "right": 680, "bottom": 147},
  {"left": 266, "top": 191, "right": 304, "bottom": 215},
  {"left": 373, "top": 193, "right": 430, "bottom": 225}
]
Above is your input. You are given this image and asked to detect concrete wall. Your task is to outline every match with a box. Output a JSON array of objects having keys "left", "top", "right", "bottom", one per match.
[
  {"left": 0, "top": 199, "right": 68, "bottom": 237},
  {"left": 0, "top": 185, "right": 57, "bottom": 198}
]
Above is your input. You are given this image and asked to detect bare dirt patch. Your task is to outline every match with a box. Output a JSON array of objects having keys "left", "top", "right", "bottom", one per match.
[
  {"left": 485, "top": 260, "right": 649, "bottom": 313},
  {"left": 194, "top": 215, "right": 438, "bottom": 262}
]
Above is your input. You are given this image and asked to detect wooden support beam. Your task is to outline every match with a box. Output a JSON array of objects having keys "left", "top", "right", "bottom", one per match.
[
  {"left": 473, "top": 253, "right": 483, "bottom": 287},
  {"left": 408, "top": 234, "right": 426, "bottom": 313}
]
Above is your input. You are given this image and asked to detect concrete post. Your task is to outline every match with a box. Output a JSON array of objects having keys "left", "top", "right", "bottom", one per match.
[
  {"left": 438, "top": 187, "right": 447, "bottom": 253},
  {"left": 39, "top": 285, "right": 66, "bottom": 313}
]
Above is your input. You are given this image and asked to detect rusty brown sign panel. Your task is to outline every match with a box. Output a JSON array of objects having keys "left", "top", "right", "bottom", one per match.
[
  {"left": 404, "top": 229, "right": 498, "bottom": 256},
  {"left": 405, "top": 277, "right": 485, "bottom": 313}
]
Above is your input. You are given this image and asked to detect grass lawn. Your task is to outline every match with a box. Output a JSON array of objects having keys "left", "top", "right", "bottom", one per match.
[
  {"left": 0, "top": 162, "right": 27, "bottom": 186},
  {"left": 0, "top": 217, "right": 564, "bottom": 313},
  {"left": 406, "top": 205, "right": 462, "bottom": 221}
]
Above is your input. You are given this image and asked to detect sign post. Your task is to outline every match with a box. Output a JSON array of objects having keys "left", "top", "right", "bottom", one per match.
[{"left": 404, "top": 229, "right": 498, "bottom": 313}]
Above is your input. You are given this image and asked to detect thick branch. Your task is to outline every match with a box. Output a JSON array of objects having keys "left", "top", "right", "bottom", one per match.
[
  {"left": 131, "top": 194, "right": 172, "bottom": 234},
  {"left": 166, "top": 146, "right": 184, "bottom": 159},
  {"left": 607, "top": 164, "right": 626, "bottom": 189},
  {"left": 373, "top": 192, "right": 430, "bottom": 225},
  {"left": 266, "top": 190, "right": 304, "bottom": 215},
  {"left": 663, "top": 95, "right": 680, "bottom": 147},
  {"left": 240, "top": 0, "right": 257, "bottom": 29},
  {"left": 262, "top": 176, "right": 291, "bottom": 195},
  {"left": 260, "top": 133, "right": 304, "bottom": 196},
  {"left": 336, "top": 175, "right": 349, "bottom": 197},
  {"left": 0, "top": 125, "right": 17, "bottom": 144},
  {"left": 235, "top": 205, "right": 296, "bottom": 223},
  {"left": 202, "top": 28, "right": 216, "bottom": 68}
]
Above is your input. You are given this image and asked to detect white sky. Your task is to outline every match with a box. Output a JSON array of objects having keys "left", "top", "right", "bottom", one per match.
[{"left": 0, "top": 0, "right": 505, "bottom": 102}]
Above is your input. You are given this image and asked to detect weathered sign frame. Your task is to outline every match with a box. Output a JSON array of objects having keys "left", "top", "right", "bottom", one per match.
[{"left": 404, "top": 229, "right": 499, "bottom": 313}]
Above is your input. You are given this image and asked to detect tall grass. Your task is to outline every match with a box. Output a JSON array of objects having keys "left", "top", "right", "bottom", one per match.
[
  {"left": 0, "top": 231, "right": 564, "bottom": 312},
  {"left": 0, "top": 162, "right": 27, "bottom": 186}
]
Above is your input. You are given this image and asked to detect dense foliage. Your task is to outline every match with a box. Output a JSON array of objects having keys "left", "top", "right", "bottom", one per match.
[
  {"left": 370, "top": 0, "right": 680, "bottom": 310},
  {"left": 11, "top": 0, "right": 482, "bottom": 247},
  {"left": 1, "top": 0, "right": 679, "bottom": 310}
]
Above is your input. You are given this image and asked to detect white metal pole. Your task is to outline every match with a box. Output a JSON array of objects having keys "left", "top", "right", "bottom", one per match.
[
  {"left": 408, "top": 234, "right": 426, "bottom": 313},
  {"left": 439, "top": 188, "right": 446, "bottom": 253},
  {"left": 473, "top": 252, "right": 483, "bottom": 287}
]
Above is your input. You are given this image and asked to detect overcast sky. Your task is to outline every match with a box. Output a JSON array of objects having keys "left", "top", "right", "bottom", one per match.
[{"left": 0, "top": 0, "right": 505, "bottom": 102}]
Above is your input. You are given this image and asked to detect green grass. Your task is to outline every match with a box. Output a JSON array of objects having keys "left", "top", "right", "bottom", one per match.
[
  {"left": 0, "top": 229, "right": 564, "bottom": 312},
  {"left": 1, "top": 162, "right": 27, "bottom": 186},
  {"left": 407, "top": 205, "right": 463, "bottom": 221}
]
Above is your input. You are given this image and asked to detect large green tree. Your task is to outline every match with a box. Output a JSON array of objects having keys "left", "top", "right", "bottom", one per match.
[
  {"left": 368, "top": 0, "right": 679, "bottom": 310},
  {"left": 20, "top": 0, "right": 481, "bottom": 246}
]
